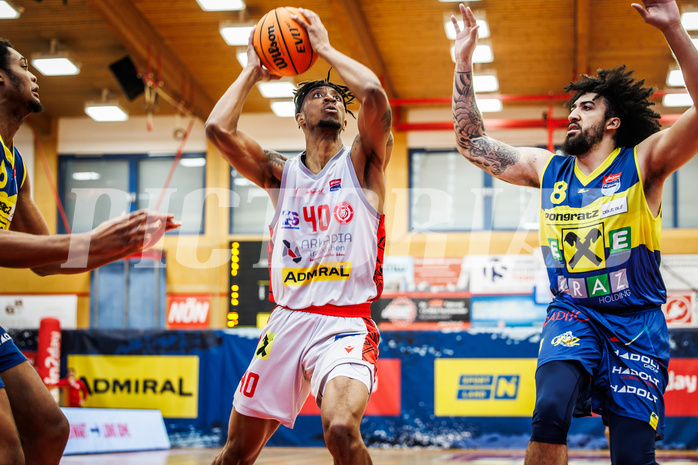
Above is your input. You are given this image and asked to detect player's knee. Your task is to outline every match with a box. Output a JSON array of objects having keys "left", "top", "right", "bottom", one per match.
[
  {"left": 530, "top": 361, "right": 587, "bottom": 444},
  {"left": 37, "top": 409, "right": 70, "bottom": 452},
  {"left": 530, "top": 395, "right": 569, "bottom": 444},
  {"left": 323, "top": 418, "right": 363, "bottom": 456}
]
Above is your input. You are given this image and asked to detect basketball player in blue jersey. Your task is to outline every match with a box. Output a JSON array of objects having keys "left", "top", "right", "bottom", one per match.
[
  {"left": 206, "top": 7, "right": 392, "bottom": 465},
  {"left": 0, "top": 39, "right": 179, "bottom": 465},
  {"left": 451, "top": 1, "right": 696, "bottom": 464}
]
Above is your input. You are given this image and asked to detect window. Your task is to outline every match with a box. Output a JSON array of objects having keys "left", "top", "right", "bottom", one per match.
[
  {"left": 409, "top": 147, "right": 686, "bottom": 231},
  {"left": 410, "top": 149, "right": 537, "bottom": 231},
  {"left": 229, "top": 151, "right": 299, "bottom": 234},
  {"left": 59, "top": 153, "right": 206, "bottom": 234}
]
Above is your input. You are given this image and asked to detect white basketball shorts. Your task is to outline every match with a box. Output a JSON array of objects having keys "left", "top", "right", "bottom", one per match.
[{"left": 232, "top": 306, "right": 380, "bottom": 428}]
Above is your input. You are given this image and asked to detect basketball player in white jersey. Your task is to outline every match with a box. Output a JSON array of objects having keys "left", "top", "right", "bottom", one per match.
[{"left": 205, "top": 8, "right": 392, "bottom": 465}]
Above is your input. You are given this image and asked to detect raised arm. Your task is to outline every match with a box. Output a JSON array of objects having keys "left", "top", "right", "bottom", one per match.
[
  {"left": 294, "top": 9, "right": 392, "bottom": 179},
  {"left": 205, "top": 36, "right": 286, "bottom": 192},
  {"left": 633, "top": 0, "right": 698, "bottom": 185},
  {"left": 452, "top": 4, "right": 550, "bottom": 188}
]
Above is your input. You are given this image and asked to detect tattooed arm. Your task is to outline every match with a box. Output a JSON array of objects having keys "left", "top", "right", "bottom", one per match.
[
  {"left": 451, "top": 4, "right": 550, "bottom": 188},
  {"left": 205, "top": 34, "right": 285, "bottom": 190}
]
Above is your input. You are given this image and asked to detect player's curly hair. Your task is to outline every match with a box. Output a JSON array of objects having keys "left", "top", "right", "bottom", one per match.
[
  {"left": 293, "top": 69, "right": 356, "bottom": 118},
  {"left": 564, "top": 65, "right": 661, "bottom": 148},
  {"left": 0, "top": 39, "right": 14, "bottom": 74}
]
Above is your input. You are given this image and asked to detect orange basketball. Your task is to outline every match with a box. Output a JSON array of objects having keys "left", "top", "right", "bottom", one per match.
[{"left": 252, "top": 7, "right": 318, "bottom": 76}]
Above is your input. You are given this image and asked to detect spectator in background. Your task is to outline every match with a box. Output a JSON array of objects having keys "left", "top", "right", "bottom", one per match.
[{"left": 48, "top": 368, "right": 88, "bottom": 408}]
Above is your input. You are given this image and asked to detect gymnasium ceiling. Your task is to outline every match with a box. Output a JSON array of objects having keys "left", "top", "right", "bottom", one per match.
[{"left": 4, "top": 0, "right": 698, "bottom": 133}]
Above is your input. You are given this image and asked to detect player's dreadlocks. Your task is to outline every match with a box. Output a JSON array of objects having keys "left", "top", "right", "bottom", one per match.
[
  {"left": 293, "top": 69, "right": 356, "bottom": 118},
  {"left": 564, "top": 65, "right": 661, "bottom": 148}
]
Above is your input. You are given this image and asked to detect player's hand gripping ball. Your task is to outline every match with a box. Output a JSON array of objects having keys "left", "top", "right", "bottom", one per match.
[{"left": 252, "top": 7, "right": 318, "bottom": 76}]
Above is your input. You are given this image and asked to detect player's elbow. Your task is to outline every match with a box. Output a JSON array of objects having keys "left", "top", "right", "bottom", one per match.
[{"left": 30, "top": 266, "right": 51, "bottom": 277}]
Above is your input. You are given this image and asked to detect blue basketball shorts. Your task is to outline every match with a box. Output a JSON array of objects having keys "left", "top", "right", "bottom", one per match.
[
  {"left": 0, "top": 326, "right": 28, "bottom": 389},
  {"left": 537, "top": 297, "right": 669, "bottom": 439}
]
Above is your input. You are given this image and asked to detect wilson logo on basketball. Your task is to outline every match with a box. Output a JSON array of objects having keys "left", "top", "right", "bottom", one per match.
[
  {"left": 333, "top": 202, "right": 354, "bottom": 224},
  {"left": 265, "top": 24, "right": 288, "bottom": 71}
]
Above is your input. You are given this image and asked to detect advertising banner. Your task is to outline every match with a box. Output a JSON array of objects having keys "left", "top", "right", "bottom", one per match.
[
  {"left": 167, "top": 295, "right": 211, "bottom": 329},
  {"left": 435, "top": 358, "right": 537, "bottom": 417},
  {"left": 0, "top": 295, "right": 77, "bottom": 329},
  {"left": 62, "top": 407, "right": 170, "bottom": 455},
  {"left": 68, "top": 355, "right": 199, "bottom": 418}
]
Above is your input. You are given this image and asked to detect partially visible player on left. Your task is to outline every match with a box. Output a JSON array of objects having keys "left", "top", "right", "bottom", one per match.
[{"left": 0, "top": 39, "right": 179, "bottom": 465}]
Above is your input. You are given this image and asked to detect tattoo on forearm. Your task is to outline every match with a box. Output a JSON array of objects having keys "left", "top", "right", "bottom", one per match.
[
  {"left": 381, "top": 109, "right": 392, "bottom": 133},
  {"left": 452, "top": 71, "right": 518, "bottom": 175},
  {"left": 265, "top": 150, "right": 286, "bottom": 171}
]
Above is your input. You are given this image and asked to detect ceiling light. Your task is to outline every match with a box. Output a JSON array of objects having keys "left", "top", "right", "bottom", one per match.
[
  {"left": 196, "top": 0, "right": 245, "bottom": 11},
  {"left": 0, "top": 0, "right": 21, "bottom": 19},
  {"left": 85, "top": 89, "right": 128, "bottom": 122},
  {"left": 439, "top": 0, "right": 480, "bottom": 2},
  {"left": 662, "top": 93, "right": 693, "bottom": 107},
  {"left": 667, "top": 69, "right": 685, "bottom": 87},
  {"left": 681, "top": 12, "right": 698, "bottom": 30},
  {"left": 180, "top": 158, "right": 206, "bottom": 168},
  {"left": 85, "top": 103, "right": 128, "bottom": 122},
  {"left": 258, "top": 81, "right": 295, "bottom": 98},
  {"left": 236, "top": 50, "right": 248, "bottom": 67},
  {"left": 270, "top": 101, "right": 296, "bottom": 118},
  {"left": 477, "top": 98, "right": 502, "bottom": 112},
  {"left": 445, "top": 19, "right": 489, "bottom": 39},
  {"left": 72, "top": 172, "right": 100, "bottom": 181},
  {"left": 450, "top": 44, "right": 494, "bottom": 63},
  {"left": 30, "top": 39, "right": 80, "bottom": 76},
  {"left": 474, "top": 74, "right": 499, "bottom": 92},
  {"left": 220, "top": 25, "right": 255, "bottom": 46},
  {"left": 31, "top": 57, "right": 80, "bottom": 76}
]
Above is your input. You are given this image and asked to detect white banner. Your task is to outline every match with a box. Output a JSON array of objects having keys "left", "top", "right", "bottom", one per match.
[
  {"left": 62, "top": 407, "right": 170, "bottom": 455},
  {"left": 467, "top": 254, "right": 542, "bottom": 295},
  {"left": 0, "top": 295, "right": 77, "bottom": 329}
]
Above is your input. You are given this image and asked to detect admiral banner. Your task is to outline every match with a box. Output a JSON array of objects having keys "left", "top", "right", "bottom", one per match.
[
  {"left": 68, "top": 355, "right": 199, "bottom": 418},
  {"left": 434, "top": 358, "right": 537, "bottom": 417}
]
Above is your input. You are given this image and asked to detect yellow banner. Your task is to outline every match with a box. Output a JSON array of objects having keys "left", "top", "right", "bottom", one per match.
[
  {"left": 435, "top": 358, "right": 537, "bottom": 417},
  {"left": 68, "top": 355, "right": 199, "bottom": 418}
]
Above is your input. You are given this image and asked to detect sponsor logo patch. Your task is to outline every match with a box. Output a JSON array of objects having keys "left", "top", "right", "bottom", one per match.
[
  {"left": 601, "top": 172, "right": 621, "bottom": 196},
  {"left": 282, "top": 261, "right": 351, "bottom": 286},
  {"left": 551, "top": 331, "right": 580, "bottom": 347}
]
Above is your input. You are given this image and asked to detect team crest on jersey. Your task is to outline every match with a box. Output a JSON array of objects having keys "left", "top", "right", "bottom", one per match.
[
  {"left": 282, "top": 240, "right": 302, "bottom": 263},
  {"left": 329, "top": 178, "right": 342, "bottom": 192},
  {"left": 333, "top": 202, "right": 354, "bottom": 224},
  {"left": 601, "top": 173, "right": 621, "bottom": 196}
]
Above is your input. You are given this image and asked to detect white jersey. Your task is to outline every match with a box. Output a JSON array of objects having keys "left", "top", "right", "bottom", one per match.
[{"left": 268, "top": 146, "right": 385, "bottom": 317}]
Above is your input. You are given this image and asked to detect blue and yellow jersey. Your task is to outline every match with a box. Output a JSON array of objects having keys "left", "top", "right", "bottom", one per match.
[
  {"left": 539, "top": 147, "right": 665, "bottom": 312},
  {"left": 0, "top": 134, "right": 26, "bottom": 230}
]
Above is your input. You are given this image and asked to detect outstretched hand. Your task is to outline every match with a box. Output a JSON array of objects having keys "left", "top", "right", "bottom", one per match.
[
  {"left": 631, "top": 0, "right": 681, "bottom": 31},
  {"left": 88, "top": 209, "right": 180, "bottom": 260},
  {"left": 452, "top": 4, "right": 480, "bottom": 67}
]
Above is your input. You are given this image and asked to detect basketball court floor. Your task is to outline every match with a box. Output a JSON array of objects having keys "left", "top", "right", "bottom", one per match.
[{"left": 58, "top": 447, "right": 698, "bottom": 464}]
